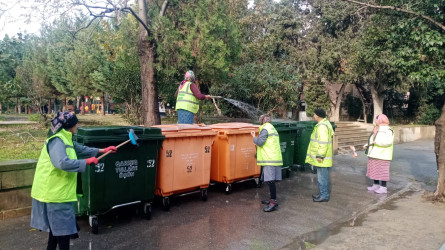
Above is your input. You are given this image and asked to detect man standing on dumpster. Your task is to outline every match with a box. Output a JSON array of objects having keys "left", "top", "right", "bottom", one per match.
[
  {"left": 252, "top": 114, "right": 283, "bottom": 212},
  {"left": 306, "top": 108, "right": 335, "bottom": 202}
]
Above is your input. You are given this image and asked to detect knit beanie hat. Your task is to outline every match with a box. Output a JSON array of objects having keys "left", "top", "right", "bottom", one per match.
[{"left": 314, "top": 109, "right": 326, "bottom": 118}]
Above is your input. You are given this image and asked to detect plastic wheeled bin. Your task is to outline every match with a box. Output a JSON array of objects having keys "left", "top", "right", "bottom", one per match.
[
  {"left": 151, "top": 124, "right": 216, "bottom": 211},
  {"left": 74, "top": 126, "right": 164, "bottom": 234},
  {"left": 270, "top": 122, "right": 298, "bottom": 178},
  {"left": 293, "top": 121, "right": 336, "bottom": 174},
  {"left": 209, "top": 123, "right": 261, "bottom": 194}
]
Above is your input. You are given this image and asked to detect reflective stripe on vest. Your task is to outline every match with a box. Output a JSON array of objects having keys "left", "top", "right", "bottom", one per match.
[
  {"left": 305, "top": 119, "right": 334, "bottom": 167},
  {"left": 257, "top": 123, "right": 283, "bottom": 166},
  {"left": 31, "top": 129, "right": 79, "bottom": 203},
  {"left": 175, "top": 81, "right": 199, "bottom": 114}
]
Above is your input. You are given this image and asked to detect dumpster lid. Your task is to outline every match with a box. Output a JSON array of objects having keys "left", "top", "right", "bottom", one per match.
[
  {"left": 152, "top": 124, "right": 217, "bottom": 137},
  {"left": 209, "top": 122, "right": 259, "bottom": 130},
  {"left": 75, "top": 126, "right": 164, "bottom": 142}
]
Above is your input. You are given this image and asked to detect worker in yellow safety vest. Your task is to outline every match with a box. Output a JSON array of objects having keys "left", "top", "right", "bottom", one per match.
[
  {"left": 252, "top": 114, "right": 283, "bottom": 212},
  {"left": 175, "top": 70, "right": 211, "bottom": 124},
  {"left": 30, "top": 111, "right": 117, "bottom": 249},
  {"left": 306, "top": 108, "right": 334, "bottom": 202}
]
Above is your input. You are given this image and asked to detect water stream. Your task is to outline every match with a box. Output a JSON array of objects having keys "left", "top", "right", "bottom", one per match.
[{"left": 222, "top": 98, "right": 264, "bottom": 120}]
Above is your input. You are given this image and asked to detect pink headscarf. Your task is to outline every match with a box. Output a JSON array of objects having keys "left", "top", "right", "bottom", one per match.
[{"left": 373, "top": 114, "right": 390, "bottom": 135}]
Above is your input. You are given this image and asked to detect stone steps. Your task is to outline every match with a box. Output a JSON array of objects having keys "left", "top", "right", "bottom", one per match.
[{"left": 334, "top": 122, "right": 371, "bottom": 155}]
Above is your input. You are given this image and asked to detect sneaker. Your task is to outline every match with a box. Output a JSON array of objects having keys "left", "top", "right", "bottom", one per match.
[
  {"left": 367, "top": 184, "right": 380, "bottom": 191},
  {"left": 263, "top": 200, "right": 278, "bottom": 212},
  {"left": 374, "top": 186, "right": 387, "bottom": 194},
  {"left": 261, "top": 199, "right": 270, "bottom": 205}
]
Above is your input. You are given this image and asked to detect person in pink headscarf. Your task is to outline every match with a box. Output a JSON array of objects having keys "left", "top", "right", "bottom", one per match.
[{"left": 363, "top": 114, "right": 394, "bottom": 194}]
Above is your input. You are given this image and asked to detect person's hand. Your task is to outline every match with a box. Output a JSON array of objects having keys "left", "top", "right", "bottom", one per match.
[
  {"left": 317, "top": 158, "right": 322, "bottom": 163},
  {"left": 251, "top": 131, "right": 256, "bottom": 138},
  {"left": 103, "top": 146, "right": 117, "bottom": 154},
  {"left": 85, "top": 157, "right": 98, "bottom": 165},
  {"left": 363, "top": 144, "right": 368, "bottom": 150},
  {"left": 205, "top": 95, "right": 212, "bottom": 99}
]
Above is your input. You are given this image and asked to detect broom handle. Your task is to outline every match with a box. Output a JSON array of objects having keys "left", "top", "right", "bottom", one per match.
[{"left": 96, "top": 139, "right": 131, "bottom": 160}]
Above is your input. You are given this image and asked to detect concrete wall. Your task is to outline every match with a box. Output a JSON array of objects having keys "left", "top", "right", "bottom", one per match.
[
  {"left": 347, "top": 122, "right": 436, "bottom": 144},
  {"left": 0, "top": 159, "right": 36, "bottom": 220},
  {"left": 392, "top": 126, "right": 436, "bottom": 144}
]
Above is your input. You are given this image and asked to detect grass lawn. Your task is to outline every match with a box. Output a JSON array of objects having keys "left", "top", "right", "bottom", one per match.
[
  {"left": 0, "top": 114, "right": 131, "bottom": 161},
  {"left": 0, "top": 113, "right": 252, "bottom": 161}
]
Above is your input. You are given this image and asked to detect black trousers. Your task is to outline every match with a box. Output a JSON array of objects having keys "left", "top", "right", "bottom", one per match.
[
  {"left": 267, "top": 181, "right": 277, "bottom": 200},
  {"left": 47, "top": 231, "right": 70, "bottom": 250}
]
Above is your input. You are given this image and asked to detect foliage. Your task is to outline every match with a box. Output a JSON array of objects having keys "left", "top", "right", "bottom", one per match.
[
  {"left": 153, "top": 0, "right": 242, "bottom": 109},
  {"left": 417, "top": 102, "right": 441, "bottom": 125}
]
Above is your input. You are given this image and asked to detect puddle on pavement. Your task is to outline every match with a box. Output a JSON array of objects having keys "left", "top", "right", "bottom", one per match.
[{"left": 282, "top": 190, "right": 416, "bottom": 249}]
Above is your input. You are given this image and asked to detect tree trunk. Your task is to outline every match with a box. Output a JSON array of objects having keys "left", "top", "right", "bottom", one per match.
[
  {"left": 25, "top": 105, "right": 28, "bottom": 114},
  {"left": 62, "top": 97, "right": 67, "bottom": 112},
  {"left": 328, "top": 84, "right": 346, "bottom": 122},
  {"left": 81, "top": 99, "right": 85, "bottom": 115},
  {"left": 138, "top": 0, "right": 161, "bottom": 126},
  {"left": 434, "top": 103, "right": 445, "bottom": 199},
  {"left": 370, "top": 83, "right": 384, "bottom": 123},
  {"left": 17, "top": 98, "right": 21, "bottom": 114},
  {"left": 47, "top": 99, "right": 51, "bottom": 114},
  {"left": 0, "top": 102, "right": 2, "bottom": 115},
  {"left": 101, "top": 93, "right": 105, "bottom": 116},
  {"left": 76, "top": 97, "right": 81, "bottom": 113},
  {"left": 353, "top": 84, "right": 368, "bottom": 123}
]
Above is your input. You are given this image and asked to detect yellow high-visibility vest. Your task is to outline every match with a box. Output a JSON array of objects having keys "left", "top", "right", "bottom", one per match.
[
  {"left": 31, "top": 129, "right": 79, "bottom": 203},
  {"left": 175, "top": 81, "right": 199, "bottom": 114},
  {"left": 305, "top": 118, "right": 334, "bottom": 167},
  {"left": 257, "top": 123, "right": 283, "bottom": 166}
]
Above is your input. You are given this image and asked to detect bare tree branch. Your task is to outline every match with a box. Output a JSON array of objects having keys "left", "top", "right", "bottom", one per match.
[
  {"left": 160, "top": 0, "right": 168, "bottom": 17},
  {"left": 340, "top": 0, "right": 445, "bottom": 32}
]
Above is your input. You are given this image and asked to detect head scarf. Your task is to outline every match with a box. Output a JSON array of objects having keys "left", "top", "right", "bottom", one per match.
[
  {"left": 373, "top": 114, "right": 390, "bottom": 135},
  {"left": 50, "top": 111, "right": 78, "bottom": 136},
  {"left": 259, "top": 114, "right": 271, "bottom": 125},
  {"left": 180, "top": 70, "right": 195, "bottom": 89}
]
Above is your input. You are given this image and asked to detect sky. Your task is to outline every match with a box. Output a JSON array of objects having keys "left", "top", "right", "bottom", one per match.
[
  {"left": 0, "top": 1, "right": 42, "bottom": 38},
  {"left": 0, "top": 0, "right": 278, "bottom": 39}
]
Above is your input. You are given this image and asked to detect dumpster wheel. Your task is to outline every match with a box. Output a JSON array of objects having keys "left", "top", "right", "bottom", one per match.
[
  {"left": 89, "top": 215, "right": 99, "bottom": 234},
  {"left": 225, "top": 184, "right": 233, "bottom": 194},
  {"left": 143, "top": 203, "right": 152, "bottom": 220},
  {"left": 201, "top": 189, "right": 208, "bottom": 201},
  {"left": 162, "top": 197, "right": 171, "bottom": 211}
]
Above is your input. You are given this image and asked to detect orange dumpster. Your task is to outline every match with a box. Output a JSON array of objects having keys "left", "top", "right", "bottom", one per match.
[
  {"left": 209, "top": 123, "right": 261, "bottom": 194},
  {"left": 152, "top": 124, "right": 216, "bottom": 210}
]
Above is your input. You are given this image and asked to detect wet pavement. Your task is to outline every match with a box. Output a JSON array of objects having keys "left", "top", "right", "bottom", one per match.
[{"left": 0, "top": 139, "right": 437, "bottom": 250}]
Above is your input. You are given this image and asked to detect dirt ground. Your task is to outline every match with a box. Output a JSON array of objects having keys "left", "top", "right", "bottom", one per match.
[{"left": 313, "top": 189, "right": 445, "bottom": 250}]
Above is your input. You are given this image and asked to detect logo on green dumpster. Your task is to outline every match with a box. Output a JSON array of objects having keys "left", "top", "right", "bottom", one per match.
[{"left": 115, "top": 160, "right": 138, "bottom": 179}]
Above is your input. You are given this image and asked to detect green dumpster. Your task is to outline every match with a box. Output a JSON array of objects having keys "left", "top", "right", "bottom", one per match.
[
  {"left": 293, "top": 121, "right": 336, "bottom": 173},
  {"left": 271, "top": 122, "right": 298, "bottom": 178},
  {"left": 74, "top": 126, "right": 164, "bottom": 234}
]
